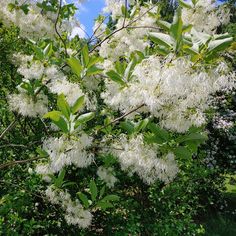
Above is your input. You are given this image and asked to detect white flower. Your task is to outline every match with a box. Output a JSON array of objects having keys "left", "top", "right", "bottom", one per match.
[
  {"left": 182, "top": 0, "right": 230, "bottom": 34},
  {"left": 47, "top": 79, "right": 84, "bottom": 106},
  {"left": 112, "top": 134, "right": 179, "bottom": 184},
  {"left": 97, "top": 166, "right": 118, "bottom": 188},
  {"left": 102, "top": 55, "right": 235, "bottom": 133},
  {"left": 8, "top": 92, "right": 48, "bottom": 117},
  {"left": 0, "top": 1, "right": 55, "bottom": 39},
  {"left": 37, "top": 134, "right": 94, "bottom": 173},
  {"left": 45, "top": 185, "right": 93, "bottom": 228}
]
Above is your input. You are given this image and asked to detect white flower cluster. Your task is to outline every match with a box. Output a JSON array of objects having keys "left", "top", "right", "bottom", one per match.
[
  {"left": 8, "top": 92, "right": 48, "bottom": 117},
  {"left": 102, "top": 56, "right": 235, "bottom": 132},
  {"left": 112, "top": 134, "right": 179, "bottom": 184},
  {"left": 103, "top": 0, "right": 126, "bottom": 20},
  {"left": 45, "top": 185, "right": 92, "bottom": 228},
  {"left": 97, "top": 166, "right": 118, "bottom": 188},
  {"left": 182, "top": 0, "right": 230, "bottom": 34},
  {"left": 45, "top": 65, "right": 98, "bottom": 110},
  {"left": 99, "top": 4, "right": 158, "bottom": 62},
  {"left": 13, "top": 53, "right": 45, "bottom": 80},
  {"left": 36, "top": 133, "right": 94, "bottom": 174},
  {"left": 7, "top": 54, "right": 90, "bottom": 116},
  {"left": 0, "top": 0, "right": 55, "bottom": 39}
]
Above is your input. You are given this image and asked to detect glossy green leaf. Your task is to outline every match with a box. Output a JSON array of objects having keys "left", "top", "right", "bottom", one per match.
[
  {"left": 174, "top": 146, "right": 192, "bottom": 160},
  {"left": 106, "top": 70, "right": 126, "bottom": 86},
  {"left": 97, "top": 201, "right": 113, "bottom": 210},
  {"left": 148, "top": 123, "right": 170, "bottom": 142},
  {"left": 43, "top": 110, "right": 62, "bottom": 121},
  {"left": 149, "top": 32, "right": 174, "bottom": 48},
  {"left": 207, "top": 37, "right": 233, "bottom": 55},
  {"left": 54, "top": 169, "right": 66, "bottom": 188},
  {"left": 81, "top": 45, "right": 89, "bottom": 66},
  {"left": 156, "top": 20, "right": 171, "bottom": 31},
  {"left": 71, "top": 95, "right": 84, "bottom": 114},
  {"left": 67, "top": 57, "right": 82, "bottom": 78},
  {"left": 179, "top": 0, "right": 193, "bottom": 9},
  {"left": 89, "top": 180, "right": 98, "bottom": 201},
  {"left": 102, "top": 195, "right": 120, "bottom": 202},
  {"left": 57, "top": 94, "right": 70, "bottom": 120},
  {"left": 170, "top": 8, "right": 183, "bottom": 44},
  {"left": 134, "top": 118, "right": 149, "bottom": 133},
  {"left": 86, "top": 66, "right": 103, "bottom": 76},
  {"left": 177, "top": 132, "right": 208, "bottom": 143},
  {"left": 77, "top": 192, "right": 90, "bottom": 208},
  {"left": 75, "top": 112, "right": 95, "bottom": 128}
]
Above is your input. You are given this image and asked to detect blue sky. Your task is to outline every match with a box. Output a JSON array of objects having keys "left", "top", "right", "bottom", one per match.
[{"left": 73, "top": 0, "right": 105, "bottom": 37}]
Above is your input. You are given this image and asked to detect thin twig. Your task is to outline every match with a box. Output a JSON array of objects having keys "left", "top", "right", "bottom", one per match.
[
  {"left": 0, "top": 157, "right": 43, "bottom": 170},
  {"left": 110, "top": 103, "right": 145, "bottom": 125},
  {"left": 0, "top": 119, "right": 17, "bottom": 140},
  {"left": 0, "top": 144, "right": 27, "bottom": 148},
  {"left": 96, "top": 103, "right": 145, "bottom": 132},
  {"left": 55, "top": 0, "right": 68, "bottom": 56}
]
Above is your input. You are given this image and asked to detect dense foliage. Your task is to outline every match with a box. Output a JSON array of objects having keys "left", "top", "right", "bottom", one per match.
[{"left": 0, "top": 0, "right": 235, "bottom": 235}]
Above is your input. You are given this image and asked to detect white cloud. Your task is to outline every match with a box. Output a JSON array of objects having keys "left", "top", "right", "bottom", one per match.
[{"left": 70, "top": 24, "right": 86, "bottom": 38}]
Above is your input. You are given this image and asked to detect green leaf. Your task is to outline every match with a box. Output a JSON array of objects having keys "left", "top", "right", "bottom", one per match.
[
  {"left": 77, "top": 192, "right": 90, "bottom": 208},
  {"left": 106, "top": 70, "right": 126, "bottom": 86},
  {"left": 99, "top": 185, "right": 106, "bottom": 198},
  {"left": 179, "top": 0, "right": 193, "bottom": 9},
  {"left": 96, "top": 201, "right": 113, "bottom": 210},
  {"left": 120, "top": 121, "right": 135, "bottom": 135},
  {"left": 115, "top": 61, "right": 126, "bottom": 75},
  {"left": 43, "top": 111, "right": 69, "bottom": 133},
  {"left": 81, "top": 45, "right": 89, "bottom": 67},
  {"left": 123, "top": 59, "right": 137, "bottom": 82},
  {"left": 67, "top": 57, "right": 82, "bottom": 78},
  {"left": 174, "top": 146, "right": 192, "bottom": 160},
  {"left": 86, "top": 66, "right": 103, "bottom": 76},
  {"left": 75, "top": 112, "right": 95, "bottom": 128},
  {"left": 156, "top": 20, "right": 171, "bottom": 31},
  {"left": 43, "top": 111, "right": 62, "bottom": 121},
  {"left": 177, "top": 132, "right": 208, "bottom": 143},
  {"left": 134, "top": 118, "right": 149, "bottom": 133},
  {"left": 207, "top": 37, "right": 233, "bottom": 55},
  {"left": 149, "top": 32, "right": 174, "bottom": 48},
  {"left": 43, "top": 43, "right": 53, "bottom": 57},
  {"left": 62, "top": 181, "right": 77, "bottom": 188},
  {"left": 148, "top": 123, "right": 170, "bottom": 142},
  {"left": 54, "top": 169, "right": 66, "bottom": 188},
  {"left": 102, "top": 195, "right": 120, "bottom": 202},
  {"left": 170, "top": 8, "right": 183, "bottom": 44},
  {"left": 7, "top": 3, "right": 16, "bottom": 12},
  {"left": 87, "top": 56, "right": 103, "bottom": 68},
  {"left": 33, "top": 45, "right": 44, "bottom": 60},
  {"left": 71, "top": 96, "right": 84, "bottom": 114},
  {"left": 54, "top": 118, "right": 69, "bottom": 133},
  {"left": 36, "top": 148, "right": 48, "bottom": 158},
  {"left": 57, "top": 94, "right": 70, "bottom": 120},
  {"left": 183, "top": 46, "right": 199, "bottom": 56},
  {"left": 20, "top": 4, "right": 30, "bottom": 14},
  {"left": 121, "top": 4, "right": 129, "bottom": 17},
  {"left": 89, "top": 180, "right": 98, "bottom": 201}
]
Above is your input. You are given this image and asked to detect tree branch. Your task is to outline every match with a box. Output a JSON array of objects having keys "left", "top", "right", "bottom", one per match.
[
  {"left": 55, "top": 0, "right": 68, "bottom": 56},
  {"left": 0, "top": 157, "right": 43, "bottom": 170}
]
